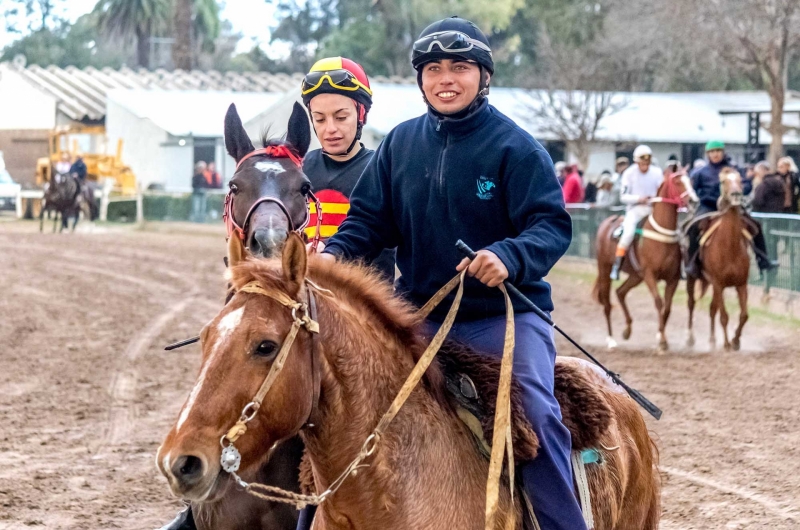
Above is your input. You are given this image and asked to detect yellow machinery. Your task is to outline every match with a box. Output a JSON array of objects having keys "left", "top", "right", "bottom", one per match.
[{"left": 35, "top": 125, "right": 136, "bottom": 195}]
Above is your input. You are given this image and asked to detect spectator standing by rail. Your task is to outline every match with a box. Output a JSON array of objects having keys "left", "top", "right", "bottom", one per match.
[
  {"left": 191, "top": 161, "right": 208, "bottom": 222},
  {"left": 562, "top": 163, "right": 584, "bottom": 203},
  {"left": 595, "top": 170, "right": 619, "bottom": 208},
  {"left": 204, "top": 161, "right": 222, "bottom": 189},
  {"left": 752, "top": 161, "right": 787, "bottom": 214},
  {"left": 776, "top": 156, "right": 800, "bottom": 214}
]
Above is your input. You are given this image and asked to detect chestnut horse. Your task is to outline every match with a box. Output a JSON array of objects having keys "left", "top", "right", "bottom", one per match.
[
  {"left": 594, "top": 169, "right": 697, "bottom": 350},
  {"left": 686, "top": 168, "right": 750, "bottom": 351},
  {"left": 158, "top": 234, "right": 660, "bottom": 530}
]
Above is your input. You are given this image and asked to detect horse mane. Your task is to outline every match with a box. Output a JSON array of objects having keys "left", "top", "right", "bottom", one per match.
[
  {"left": 228, "top": 256, "right": 448, "bottom": 404},
  {"left": 260, "top": 130, "right": 302, "bottom": 159}
]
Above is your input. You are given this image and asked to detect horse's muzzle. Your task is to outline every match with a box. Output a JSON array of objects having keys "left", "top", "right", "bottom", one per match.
[{"left": 249, "top": 227, "right": 289, "bottom": 258}]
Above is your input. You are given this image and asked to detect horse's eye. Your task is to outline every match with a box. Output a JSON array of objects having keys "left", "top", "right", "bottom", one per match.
[
  {"left": 301, "top": 182, "right": 311, "bottom": 196},
  {"left": 229, "top": 182, "right": 239, "bottom": 194},
  {"left": 254, "top": 340, "right": 279, "bottom": 358}
]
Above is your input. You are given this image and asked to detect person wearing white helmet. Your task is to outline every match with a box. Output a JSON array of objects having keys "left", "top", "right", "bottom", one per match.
[{"left": 610, "top": 144, "right": 664, "bottom": 280}]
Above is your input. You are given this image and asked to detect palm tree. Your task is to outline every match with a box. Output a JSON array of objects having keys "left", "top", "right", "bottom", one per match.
[
  {"left": 171, "top": 0, "right": 220, "bottom": 70},
  {"left": 171, "top": 0, "right": 192, "bottom": 70},
  {"left": 94, "top": 0, "right": 171, "bottom": 69}
]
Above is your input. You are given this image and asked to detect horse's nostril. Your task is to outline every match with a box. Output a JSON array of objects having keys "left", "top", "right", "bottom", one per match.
[
  {"left": 250, "top": 228, "right": 288, "bottom": 258},
  {"left": 172, "top": 454, "right": 205, "bottom": 485}
]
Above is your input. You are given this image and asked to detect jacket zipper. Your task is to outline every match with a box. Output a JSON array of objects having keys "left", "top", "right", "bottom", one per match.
[{"left": 435, "top": 119, "right": 448, "bottom": 196}]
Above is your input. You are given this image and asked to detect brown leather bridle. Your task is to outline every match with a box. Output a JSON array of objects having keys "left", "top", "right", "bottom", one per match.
[{"left": 223, "top": 145, "right": 323, "bottom": 250}]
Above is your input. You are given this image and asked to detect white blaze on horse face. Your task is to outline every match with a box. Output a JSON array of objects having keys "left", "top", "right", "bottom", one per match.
[
  {"left": 254, "top": 161, "right": 285, "bottom": 174},
  {"left": 681, "top": 175, "right": 699, "bottom": 203},
  {"left": 176, "top": 307, "right": 245, "bottom": 432}
]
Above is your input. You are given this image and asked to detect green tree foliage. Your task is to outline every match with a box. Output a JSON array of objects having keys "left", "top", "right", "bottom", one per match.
[
  {"left": 1, "top": 12, "right": 133, "bottom": 68},
  {"left": 2, "top": 0, "right": 63, "bottom": 34},
  {"left": 94, "top": 0, "right": 171, "bottom": 68},
  {"left": 266, "top": 0, "right": 525, "bottom": 77}
]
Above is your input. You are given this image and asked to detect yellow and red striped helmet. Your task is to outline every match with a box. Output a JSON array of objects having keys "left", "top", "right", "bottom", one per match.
[{"left": 301, "top": 57, "right": 372, "bottom": 112}]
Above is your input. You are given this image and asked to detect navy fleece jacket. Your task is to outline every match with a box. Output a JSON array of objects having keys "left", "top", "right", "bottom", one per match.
[
  {"left": 324, "top": 97, "right": 572, "bottom": 321},
  {"left": 690, "top": 156, "right": 751, "bottom": 210}
]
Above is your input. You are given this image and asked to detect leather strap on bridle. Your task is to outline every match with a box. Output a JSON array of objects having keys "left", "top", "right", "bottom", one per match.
[{"left": 305, "top": 287, "right": 322, "bottom": 428}]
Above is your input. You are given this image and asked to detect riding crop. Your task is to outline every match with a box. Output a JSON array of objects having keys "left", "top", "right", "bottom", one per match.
[{"left": 455, "top": 240, "right": 663, "bottom": 420}]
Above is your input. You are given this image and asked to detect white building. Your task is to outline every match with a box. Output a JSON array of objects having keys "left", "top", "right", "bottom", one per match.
[
  {"left": 5, "top": 60, "right": 800, "bottom": 190},
  {"left": 106, "top": 89, "right": 284, "bottom": 191}
]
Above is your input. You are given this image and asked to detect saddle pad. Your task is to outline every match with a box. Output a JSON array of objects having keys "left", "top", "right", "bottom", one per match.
[{"left": 439, "top": 341, "right": 613, "bottom": 456}]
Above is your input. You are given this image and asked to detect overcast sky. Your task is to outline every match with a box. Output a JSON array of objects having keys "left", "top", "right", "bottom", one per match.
[{"left": 0, "top": 0, "right": 284, "bottom": 55}]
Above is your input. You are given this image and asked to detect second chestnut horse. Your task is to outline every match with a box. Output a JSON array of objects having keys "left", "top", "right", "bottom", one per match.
[{"left": 594, "top": 169, "right": 697, "bottom": 351}]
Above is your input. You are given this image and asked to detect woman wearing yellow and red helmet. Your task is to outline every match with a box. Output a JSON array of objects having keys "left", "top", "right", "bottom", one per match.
[
  {"left": 301, "top": 56, "right": 372, "bottom": 157},
  {"left": 300, "top": 57, "right": 394, "bottom": 282}
]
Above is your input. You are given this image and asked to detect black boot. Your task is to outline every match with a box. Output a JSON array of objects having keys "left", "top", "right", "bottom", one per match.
[
  {"left": 685, "top": 223, "right": 701, "bottom": 278},
  {"left": 158, "top": 506, "right": 196, "bottom": 530},
  {"left": 610, "top": 255, "right": 624, "bottom": 280},
  {"left": 757, "top": 257, "right": 779, "bottom": 279},
  {"left": 685, "top": 253, "right": 701, "bottom": 278}
]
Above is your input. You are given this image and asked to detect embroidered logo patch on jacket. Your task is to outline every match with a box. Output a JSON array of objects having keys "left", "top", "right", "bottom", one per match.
[{"left": 476, "top": 176, "right": 496, "bottom": 200}]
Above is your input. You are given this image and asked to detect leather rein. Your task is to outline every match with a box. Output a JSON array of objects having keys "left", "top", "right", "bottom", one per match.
[{"left": 223, "top": 146, "right": 323, "bottom": 251}]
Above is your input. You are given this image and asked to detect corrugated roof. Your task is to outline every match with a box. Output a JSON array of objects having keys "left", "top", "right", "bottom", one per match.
[
  {"left": 107, "top": 89, "right": 284, "bottom": 137},
  {"left": 1, "top": 63, "right": 414, "bottom": 122}
]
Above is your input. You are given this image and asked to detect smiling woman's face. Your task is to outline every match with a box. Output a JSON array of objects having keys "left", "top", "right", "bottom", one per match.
[{"left": 421, "top": 59, "right": 484, "bottom": 115}]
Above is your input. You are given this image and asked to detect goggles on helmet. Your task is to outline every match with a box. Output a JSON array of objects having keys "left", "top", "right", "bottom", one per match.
[
  {"left": 412, "top": 30, "right": 492, "bottom": 62},
  {"left": 301, "top": 69, "right": 373, "bottom": 97}
]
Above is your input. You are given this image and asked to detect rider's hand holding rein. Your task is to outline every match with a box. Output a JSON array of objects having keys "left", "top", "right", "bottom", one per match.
[
  {"left": 637, "top": 196, "right": 652, "bottom": 205},
  {"left": 457, "top": 250, "right": 509, "bottom": 288}
]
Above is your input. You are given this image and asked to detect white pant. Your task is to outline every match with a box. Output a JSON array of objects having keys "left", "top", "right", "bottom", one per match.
[{"left": 619, "top": 205, "right": 651, "bottom": 250}]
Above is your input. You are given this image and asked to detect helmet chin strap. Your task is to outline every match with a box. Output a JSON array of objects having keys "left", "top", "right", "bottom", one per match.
[{"left": 418, "top": 65, "right": 490, "bottom": 117}]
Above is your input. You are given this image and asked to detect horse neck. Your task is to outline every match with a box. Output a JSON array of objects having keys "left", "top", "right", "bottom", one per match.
[
  {"left": 302, "top": 293, "right": 477, "bottom": 506},
  {"left": 713, "top": 206, "right": 746, "bottom": 252},
  {"left": 650, "top": 201, "right": 678, "bottom": 229}
]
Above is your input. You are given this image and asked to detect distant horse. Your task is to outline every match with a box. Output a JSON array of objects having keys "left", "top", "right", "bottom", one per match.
[
  {"left": 686, "top": 168, "right": 751, "bottom": 351},
  {"left": 594, "top": 169, "right": 697, "bottom": 351},
  {"left": 163, "top": 102, "right": 313, "bottom": 530},
  {"left": 40, "top": 173, "right": 82, "bottom": 232},
  {"left": 157, "top": 234, "right": 661, "bottom": 530}
]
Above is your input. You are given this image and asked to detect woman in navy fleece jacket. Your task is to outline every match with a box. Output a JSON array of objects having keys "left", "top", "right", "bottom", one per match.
[{"left": 319, "top": 17, "right": 585, "bottom": 530}]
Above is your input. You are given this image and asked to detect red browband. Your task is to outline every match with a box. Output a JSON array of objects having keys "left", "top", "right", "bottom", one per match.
[{"left": 235, "top": 145, "right": 303, "bottom": 171}]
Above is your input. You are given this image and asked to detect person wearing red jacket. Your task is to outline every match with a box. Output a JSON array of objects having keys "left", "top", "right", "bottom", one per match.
[{"left": 562, "top": 164, "right": 584, "bottom": 203}]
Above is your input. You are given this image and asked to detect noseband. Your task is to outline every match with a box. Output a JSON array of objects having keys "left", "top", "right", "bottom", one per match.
[{"left": 223, "top": 145, "right": 323, "bottom": 250}]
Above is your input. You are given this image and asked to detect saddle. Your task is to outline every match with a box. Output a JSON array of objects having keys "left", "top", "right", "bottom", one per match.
[{"left": 437, "top": 340, "right": 612, "bottom": 459}]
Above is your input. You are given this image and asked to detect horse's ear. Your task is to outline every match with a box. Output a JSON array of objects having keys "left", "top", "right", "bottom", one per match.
[
  {"left": 224, "top": 103, "right": 255, "bottom": 163},
  {"left": 285, "top": 102, "right": 311, "bottom": 158},
  {"left": 227, "top": 235, "right": 246, "bottom": 268},
  {"left": 282, "top": 232, "right": 307, "bottom": 295}
]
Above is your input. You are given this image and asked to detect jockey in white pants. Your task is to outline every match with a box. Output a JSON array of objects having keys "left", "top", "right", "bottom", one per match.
[{"left": 610, "top": 145, "right": 664, "bottom": 280}]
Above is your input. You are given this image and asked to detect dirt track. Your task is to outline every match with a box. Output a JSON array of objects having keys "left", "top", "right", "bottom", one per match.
[{"left": 0, "top": 220, "right": 798, "bottom": 529}]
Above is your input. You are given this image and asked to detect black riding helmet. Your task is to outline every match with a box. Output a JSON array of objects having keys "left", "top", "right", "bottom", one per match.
[{"left": 411, "top": 16, "right": 494, "bottom": 102}]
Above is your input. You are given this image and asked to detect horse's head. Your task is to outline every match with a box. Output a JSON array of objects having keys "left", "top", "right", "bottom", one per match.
[
  {"left": 224, "top": 102, "right": 312, "bottom": 258},
  {"left": 658, "top": 165, "right": 698, "bottom": 207},
  {"left": 157, "top": 234, "right": 316, "bottom": 502},
  {"left": 719, "top": 167, "right": 744, "bottom": 207}
]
